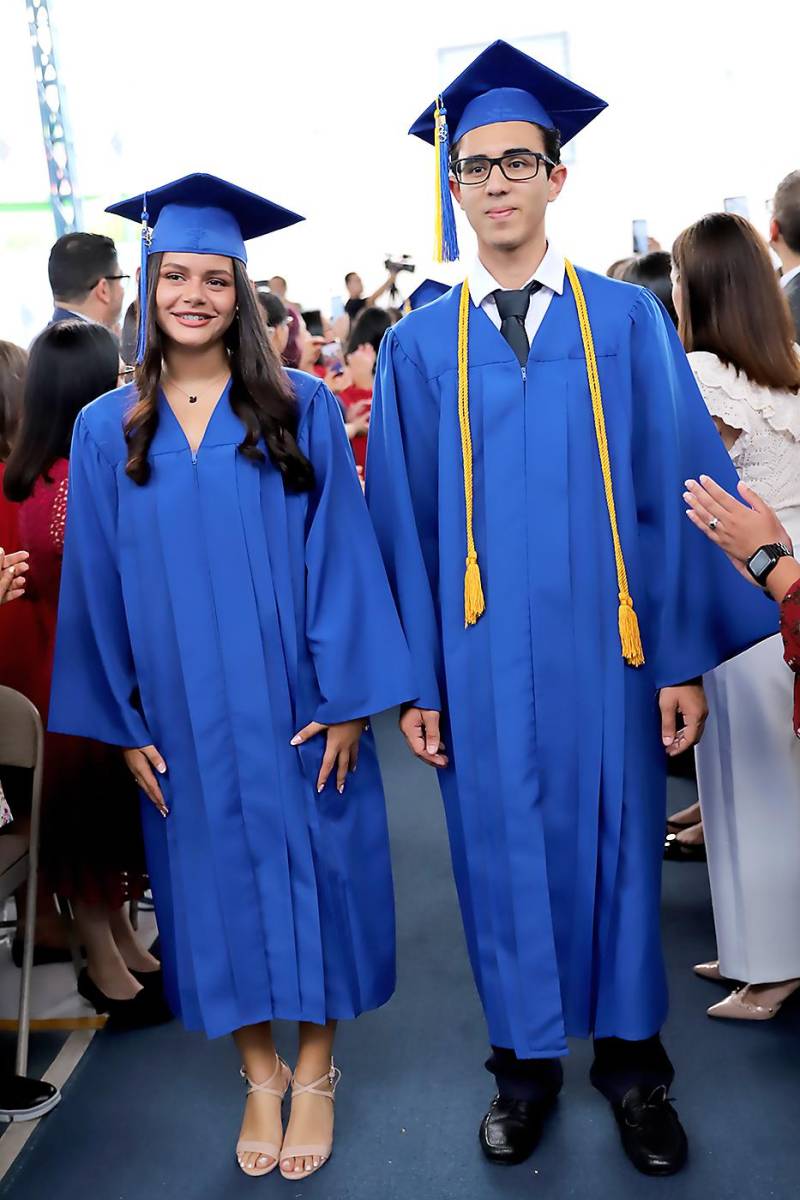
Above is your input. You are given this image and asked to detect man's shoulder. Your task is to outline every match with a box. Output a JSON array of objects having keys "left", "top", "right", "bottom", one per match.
[
  {"left": 572, "top": 265, "right": 644, "bottom": 311},
  {"left": 390, "top": 286, "right": 461, "bottom": 375}
]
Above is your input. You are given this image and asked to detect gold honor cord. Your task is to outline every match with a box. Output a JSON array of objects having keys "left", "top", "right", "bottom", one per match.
[{"left": 456, "top": 263, "right": 645, "bottom": 667}]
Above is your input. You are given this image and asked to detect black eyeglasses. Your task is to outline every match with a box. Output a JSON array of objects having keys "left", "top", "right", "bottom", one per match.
[
  {"left": 452, "top": 152, "right": 555, "bottom": 186},
  {"left": 92, "top": 273, "right": 130, "bottom": 287}
]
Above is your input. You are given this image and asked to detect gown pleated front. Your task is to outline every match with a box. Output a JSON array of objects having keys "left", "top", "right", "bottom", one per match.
[
  {"left": 49, "top": 371, "right": 416, "bottom": 1038},
  {"left": 367, "top": 275, "right": 778, "bottom": 1059}
]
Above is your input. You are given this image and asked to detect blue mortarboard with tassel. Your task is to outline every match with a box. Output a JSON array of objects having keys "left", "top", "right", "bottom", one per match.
[
  {"left": 403, "top": 278, "right": 450, "bottom": 314},
  {"left": 106, "top": 172, "right": 304, "bottom": 363},
  {"left": 409, "top": 40, "right": 607, "bottom": 263}
]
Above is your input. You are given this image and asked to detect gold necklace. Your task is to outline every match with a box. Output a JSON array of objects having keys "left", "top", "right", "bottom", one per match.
[{"left": 164, "top": 368, "right": 231, "bottom": 405}]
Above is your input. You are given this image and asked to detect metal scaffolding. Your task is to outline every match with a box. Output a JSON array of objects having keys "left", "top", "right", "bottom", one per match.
[{"left": 25, "top": 0, "right": 82, "bottom": 237}]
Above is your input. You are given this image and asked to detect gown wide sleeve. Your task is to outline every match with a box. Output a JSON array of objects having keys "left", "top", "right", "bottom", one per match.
[
  {"left": 48, "top": 412, "right": 151, "bottom": 748},
  {"left": 629, "top": 291, "right": 777, "bottom": 687},
  {"left": 302, "top": 381, "right": 416, "bottom": 725},
  {"left": 365, "top": 329, "right": 443, "bottom": 712}
]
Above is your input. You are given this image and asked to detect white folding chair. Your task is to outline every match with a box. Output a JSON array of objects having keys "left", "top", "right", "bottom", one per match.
[{"left": 0, "top": 686, "right": 44, "bottom": 1077}]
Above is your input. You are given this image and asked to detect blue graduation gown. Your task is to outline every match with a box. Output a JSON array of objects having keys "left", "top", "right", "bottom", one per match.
[
  {"left": 366, "top": 275, "right": 777, "bottom": 1058},
  {"left": 50, "top": 371, "right": 416, "bottom": 1038}
]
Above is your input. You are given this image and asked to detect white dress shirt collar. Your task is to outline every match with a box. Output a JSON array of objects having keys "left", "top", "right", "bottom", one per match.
[{"left": 468, "top": 242, "right": 565, "bottom": 309}]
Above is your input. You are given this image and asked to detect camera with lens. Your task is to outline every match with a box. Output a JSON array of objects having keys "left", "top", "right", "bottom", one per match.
[{"left": 384, "top": 255, "right": 416, "bottom": 275}]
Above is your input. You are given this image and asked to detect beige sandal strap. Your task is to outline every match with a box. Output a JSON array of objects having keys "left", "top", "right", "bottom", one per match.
[
  {"left": 240, "top": 1055, "right": 290, "bottom": 1098},
  {"left": 291, "top": 1061, "right": 341, "bottom": 1100},
  {"left": 237, "top": 1139, "right": 281, "bottom": 1157}
]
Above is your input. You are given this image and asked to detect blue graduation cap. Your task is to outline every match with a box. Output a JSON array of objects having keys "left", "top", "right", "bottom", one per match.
[
  {"left": 106, "top": 172, "right": 304, "bottom": 362},
  {"left": 403, "top": 278, "right": 450, "bottom": 313},
  {"left": 409, "top": 40, "right": 607, "bottom": 262}
]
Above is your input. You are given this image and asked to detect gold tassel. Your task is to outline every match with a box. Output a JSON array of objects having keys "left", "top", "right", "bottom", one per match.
[
  {"left": 618, "top": 594, "right": 645, "bottom": 668},
  {"left": 457, "top": 281, "right": 485, "bottom": 626},
  {"left": 455, "top": 262, "right": 644, "bottom": 666},
  {"left": 565, "top": 259, "right": 645, "bottom": 667},
  {"left": 464, "top": 552, "right": 485, "bottom": 627}
]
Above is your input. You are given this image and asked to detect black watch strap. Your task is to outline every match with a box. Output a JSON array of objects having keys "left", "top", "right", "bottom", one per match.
[{"left": 746, "top": 542, "right": 792, "bottom": 586}]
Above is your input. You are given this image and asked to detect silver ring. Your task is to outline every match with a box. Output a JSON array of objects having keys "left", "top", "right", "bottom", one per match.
[{"left": 709, "top": 517, "right": 719, "bottom": 531}]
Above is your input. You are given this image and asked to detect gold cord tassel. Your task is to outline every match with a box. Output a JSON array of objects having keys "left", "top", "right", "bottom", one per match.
[
  {"left": 455, "top": 263, "right": 644, "bottom": 665},
  {"left": 457, "top": 281, "right": 485, "bottom": 626},
  {"left": 565, "top": 259, "right": 645, "bottom": 667}
]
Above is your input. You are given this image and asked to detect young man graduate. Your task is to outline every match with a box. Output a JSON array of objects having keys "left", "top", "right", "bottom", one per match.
[{"left": 366, "top": 40, "right": 777, "bottom": 1177}]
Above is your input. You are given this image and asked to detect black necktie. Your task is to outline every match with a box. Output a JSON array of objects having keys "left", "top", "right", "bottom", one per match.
[{"left": 492, "top": 280, "right": 543, "bottom": 366}]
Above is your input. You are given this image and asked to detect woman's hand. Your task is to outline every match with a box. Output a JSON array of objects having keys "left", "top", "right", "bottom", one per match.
[
  {"left": 684, "top": 476, "right": 792, "bottom": 577},
  {"left": 123, "top": 745, "right": 168, "bottom": 817},
  {"left": 345, "top": 399, "right": 371, "bottom": 440},
  {"left": 291, "top": 719, "right": 366, "bottom": 793},
  {"left": 0, "top": 549, "right": 29, "bottom": 605},
  {"left": 325, "top": 365, "right": 353, "bottom": 393}
]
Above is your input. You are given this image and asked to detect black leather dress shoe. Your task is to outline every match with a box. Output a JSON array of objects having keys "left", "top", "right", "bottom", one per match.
[
  {"left": 479, "top": 1094, "right": 556, "bottom": 1164},
  {"left": 0, "top": 1075, "right": 61, "bottom": 1123},
  {"left": 612, "top": 1085, "right": 688, "bottom": 1175}
]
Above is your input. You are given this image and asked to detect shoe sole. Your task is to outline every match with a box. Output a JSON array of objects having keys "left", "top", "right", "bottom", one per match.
[{"left": 0, "top": 1092, "right": 62, "bottom": 1123}]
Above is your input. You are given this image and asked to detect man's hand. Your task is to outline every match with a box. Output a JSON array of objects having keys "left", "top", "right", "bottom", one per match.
[
  {"left": 659, "top": 684, "right": 708, "bottom": 756},
  {"left": 399, "top": 706, "right": 448, "bottom": 768},
  {"left": 123, "top": 745, "right": 168, "bottom": 816}
]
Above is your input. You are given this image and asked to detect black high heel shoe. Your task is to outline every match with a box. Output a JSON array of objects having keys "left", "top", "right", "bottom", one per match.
[
  {"left": 77, "top": 969, "right": 173, "bottom": 1029},
  {"left": 663, "top": 832, "right": 706, "bottom": 863}
]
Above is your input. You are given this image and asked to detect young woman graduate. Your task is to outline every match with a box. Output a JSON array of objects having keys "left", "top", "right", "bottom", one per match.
[
  {"left": 365, "top": 41, "right": 778, "bottom": 1178},
  {"left": 48, "top": 173, "right": 415, "bottom": 1180}
]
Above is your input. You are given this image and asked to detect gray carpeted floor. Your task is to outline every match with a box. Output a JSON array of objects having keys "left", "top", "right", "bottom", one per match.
[{"left": 4, "top": 715, "right": 799, "bottom": 1199}]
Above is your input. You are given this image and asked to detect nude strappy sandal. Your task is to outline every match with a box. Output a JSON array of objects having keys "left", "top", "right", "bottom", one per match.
[
  {"left": 236, "top": 1055, "right": 292, "bottom": 1177},
  {"left": 279, "top": 1058, "right": 341, "bottom": 1179}
]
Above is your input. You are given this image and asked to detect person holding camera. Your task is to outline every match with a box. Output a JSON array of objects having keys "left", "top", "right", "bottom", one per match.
[{"left": 344, "top": 263, "right": 405, "bottom": 322}]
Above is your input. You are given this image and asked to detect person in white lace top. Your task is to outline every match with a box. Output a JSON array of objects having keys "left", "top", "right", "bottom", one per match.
[{"left": 671, "top": 212, "right": 800, "bottom": 1022}]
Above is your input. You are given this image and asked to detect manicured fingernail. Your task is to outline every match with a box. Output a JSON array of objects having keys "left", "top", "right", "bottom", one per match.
[
  {"left": 338, "top": 784, "right": 344, "bottom": 794},
  {"left": 663, "top": 736, "right": 672, "bottom": 745},
  {"left": 160, "top": 807, "right": 169, "bottom": 817},
  {"left": 290, "top": 735, "right": 301, "bottom": 746},
  {"left": 317, "top": 784, "right": 324, "bottom": 793},
  {"left": 157, "top": 763, "right": 166, "bottom": 774},
  {"left": 700, "top": 475, "right": 709, "bottom": 484},
  {"left": 684, "top": 479, "right": 694, "bottom": 488}
]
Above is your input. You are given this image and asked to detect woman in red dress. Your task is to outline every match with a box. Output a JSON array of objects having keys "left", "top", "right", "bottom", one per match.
[
  {"left": 3, "top": 321, "right": 169, "bottom": 1027},
  {"left": 0, "top": 342, "right": 37, "bottom": 697}
]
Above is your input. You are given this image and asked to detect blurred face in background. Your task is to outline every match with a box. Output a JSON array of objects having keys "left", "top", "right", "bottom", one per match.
[
  {"left": 670, "top": 262, "right": 684, "bottom": 326},
  {"left": 346, "top": 273, "right": 363, "bottom": 298},
  {"left": 450, "top": 121, "right": 566, "bottom": 254},
  {"left": 267, "top": 317, "right": 290, "bottom": 357}
]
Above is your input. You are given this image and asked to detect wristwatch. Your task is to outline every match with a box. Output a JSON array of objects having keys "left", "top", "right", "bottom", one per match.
[{"left": 746, "top": 542, "right": 792, "bottom": 586}]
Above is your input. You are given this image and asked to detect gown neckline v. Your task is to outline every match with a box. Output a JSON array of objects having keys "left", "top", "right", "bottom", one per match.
[{"left": 158, "top": 377, "right": 234, "bottom": 456}]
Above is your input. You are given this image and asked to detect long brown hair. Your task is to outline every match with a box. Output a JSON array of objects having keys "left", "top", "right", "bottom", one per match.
[
  {"left": 4, "top": 323, "right": 119, "bottom": 502},
  {"left": 124, "top": 254, "right": 314, "bottom": 490},
  {"left": 672, "top": 213, "right": 800, "bottom": 393},
  {"left": 0, "top": 341, "right": 28, "bottom": 462}
]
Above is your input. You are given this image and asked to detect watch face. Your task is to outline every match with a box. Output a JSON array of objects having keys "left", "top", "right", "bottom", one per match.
[{"left": 750, "top": 549, "right": 772, "bottom": 577}]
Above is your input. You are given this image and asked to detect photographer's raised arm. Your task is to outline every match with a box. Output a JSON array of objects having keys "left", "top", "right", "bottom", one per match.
[{"left": 366, "top": 269, "right": 399, "bottom": 306}]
